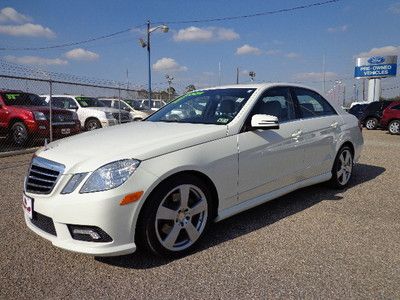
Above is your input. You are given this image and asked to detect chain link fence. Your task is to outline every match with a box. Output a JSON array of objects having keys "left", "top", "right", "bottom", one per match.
[{"left": 0, "top": 74, "right": 144, "bottom": 154}]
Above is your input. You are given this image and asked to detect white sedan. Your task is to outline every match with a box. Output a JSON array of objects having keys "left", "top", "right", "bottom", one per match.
[{"left": 23, "top": 83, "right": 363, "bottom": 257}]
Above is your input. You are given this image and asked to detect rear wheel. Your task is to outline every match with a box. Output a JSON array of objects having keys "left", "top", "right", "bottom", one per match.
[
  {"left": 136, "top": 175, "right": 212, "bottom": 257},
  {"left": 365, "top": 117, "right": 378, "bottom": 130},
  {"left": 11, "top": 122, "right": 29, "bottom": 146},
  {"left": 329, "top": 146, "right": 354, "bottom": 189},
  {"left": 85, "top": 118, "right": 101, "bottom": 131},
  {"left": 388, "top": 120, "right": 400, "bottom": 135}
]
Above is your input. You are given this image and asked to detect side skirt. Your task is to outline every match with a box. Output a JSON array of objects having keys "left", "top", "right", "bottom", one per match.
[{"left": 215, "top": 172, "right": 332, "bottom": 222}]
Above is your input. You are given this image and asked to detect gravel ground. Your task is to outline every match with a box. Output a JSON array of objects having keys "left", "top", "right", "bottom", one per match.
[{"left": 0, "top": 130, "right": 399, "bottom": 299}]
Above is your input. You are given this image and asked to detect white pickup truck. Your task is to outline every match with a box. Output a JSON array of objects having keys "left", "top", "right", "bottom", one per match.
[{"left": 41, "top": 95, "right": 132, "bottom": 130}]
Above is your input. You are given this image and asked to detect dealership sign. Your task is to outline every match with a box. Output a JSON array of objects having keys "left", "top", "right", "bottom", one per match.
[{"left": 354, "top": 55, "right": 397, "bottom": 78}]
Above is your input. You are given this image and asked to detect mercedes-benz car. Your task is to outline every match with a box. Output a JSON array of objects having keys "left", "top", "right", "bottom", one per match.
[{"left": 23, "top": 84, "right": 363, "bottom": 257}]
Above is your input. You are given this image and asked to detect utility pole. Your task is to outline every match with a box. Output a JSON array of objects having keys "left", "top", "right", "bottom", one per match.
[
  {"left": 236, "top": 67, "right": 239, "bottom": 84},
  {"left": 322, "top": 54, "right": 326, "bottom": 94},
  {"left": 166, "top": 74, "right": 174, "bottom": 102},
  {"left": 362, "top": 79, "right": 366, "bottom": 101}
]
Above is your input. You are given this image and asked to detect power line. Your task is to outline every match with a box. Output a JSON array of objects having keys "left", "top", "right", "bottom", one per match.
[
  {"left": 155, "top": 0, "right": 340, "bottom": 25},
  {"left": 0, "top": 0, "right": 340, "bottom": 52}
]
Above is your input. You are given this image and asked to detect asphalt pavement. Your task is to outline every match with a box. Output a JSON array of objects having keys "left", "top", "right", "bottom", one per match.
[{"left": 0, "top": 130, "right": 399, "bottom": 299}]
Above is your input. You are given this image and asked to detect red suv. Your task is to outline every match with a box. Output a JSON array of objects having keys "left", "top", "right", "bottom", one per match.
[
  {"left": 381, "top": 101, "right": 400, "bottom": 135},
  {"left": 0, "top": 91, "right": 81, "bottom": 146}
]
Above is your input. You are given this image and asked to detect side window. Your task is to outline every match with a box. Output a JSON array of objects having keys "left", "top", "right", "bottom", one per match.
[
  {"left": 51, "top": 97, "right": 65, "bottom": 109},
  {"left": 392, "top": 104, "right": 400, "bottom": 110},
  {"left": 295, "top": 88, "right": 336, "bottom": 118},
  {"left": 250, "top": 87, "right": 296, "bottom": 122}
]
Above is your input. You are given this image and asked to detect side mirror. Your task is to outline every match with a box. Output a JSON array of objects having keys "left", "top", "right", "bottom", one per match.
[{"left": 251, "top": 114, "right": 279, "bottom": 130}]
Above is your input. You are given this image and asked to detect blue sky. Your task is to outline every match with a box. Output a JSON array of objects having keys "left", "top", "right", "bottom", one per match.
[{"left": 0, "top": 0, "right": 400, "bottom": 96}]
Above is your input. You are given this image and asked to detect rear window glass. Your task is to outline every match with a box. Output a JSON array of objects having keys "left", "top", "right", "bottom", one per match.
[{"left": 2, "top": 93, "right": 47, "bottom": 107}]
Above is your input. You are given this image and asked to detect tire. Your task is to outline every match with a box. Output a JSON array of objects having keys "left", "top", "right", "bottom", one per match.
[
  {"left": 136, "top": 175, "right": 212, "bottom": 257},
  {"left": 10, "top": 122, "right": 29, "bottom": 146},
  {"left": 365, "top": 117, "right": 378, "bottom": 130},
  {"left": 388, "top": 120, "right": 400, "bottom": 135},
  {"left": 85, "top": 118, "right": 101, "bottom": 131},
  {"left": 329, "top": 146, "right": 354, "bottom": 189}
]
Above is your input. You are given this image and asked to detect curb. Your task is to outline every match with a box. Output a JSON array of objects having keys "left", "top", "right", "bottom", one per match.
[{"left": 0, "top": 147, "right": 38, "bottom": 158}]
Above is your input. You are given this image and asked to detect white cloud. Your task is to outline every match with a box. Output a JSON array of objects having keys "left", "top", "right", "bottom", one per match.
[
  {"left": 388, "top": 3, "right": 400, "bottom": 14},
  {"left": 327, "top": 25, "right": 348, "bottom": 33},
  {"left": 0, "top": 23, "right": 55, "bottom": 38},
  {"left": 0, "top": 7, "right": 31, "bottom": 23},
  {"left": 65, "top": 48, "right": 99, "bottom": 61},
  {"left": 286, "top": 52, "right": 300, "bottom": 59},
  {"left": 356, "top": 45, "right": 400, "bottom": 57},
  {"left": 4, "top": 55, "right": 68, "bottom": 65},
  {"left": 153, "top": 57, "right": 188, "bottom": 72},
  {"left": 294, "top": 72, "right": 337, "bottom": 81},
  {"left": 236, "top": 44, "right": 262, "bottom": 55},
  {"left": 265, "top": 49, "right": 281, "bottom": 56},
  {"left": 173, "top": 26, "right": 239, "bottom": 42}
]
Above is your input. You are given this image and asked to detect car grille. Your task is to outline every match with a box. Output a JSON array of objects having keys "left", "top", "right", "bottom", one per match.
[
  {"left": 112, "top": 112, "right": 131, "bottom": 123},
  {"left": 52, "top": 113, "right": 74, "bottom": 124},
  {"left": 31, "top": 212, "right": 57, "bottom": 236},
  {"left": 25, "top": 157, "right": 65, "bottom": 194}
]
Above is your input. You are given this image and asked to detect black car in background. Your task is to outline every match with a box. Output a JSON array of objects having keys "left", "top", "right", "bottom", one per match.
[
  {"left": 360, "top": 101, "right": 394, "bottom": 130},
  {"left": 348, "top": 104, "right": 368, "bottom": 120}
]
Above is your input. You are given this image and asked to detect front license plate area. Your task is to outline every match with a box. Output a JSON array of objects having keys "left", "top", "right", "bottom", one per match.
[
  {"left": 22, "top": 194, "right": 34, "bottom": 219},
  {"left": 61, "top": 128, "right": 71, "bottom": 135}
]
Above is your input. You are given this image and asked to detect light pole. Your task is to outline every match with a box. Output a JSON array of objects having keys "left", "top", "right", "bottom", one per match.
[
  {"left": 249, "top": 71, "right": 256, "bottom": 82},
  {"left": 165, "top": 74, "right": 174, "bottom": 102},
  {"left": 139, "top": 21, "right": 169, "bottom": 109}
]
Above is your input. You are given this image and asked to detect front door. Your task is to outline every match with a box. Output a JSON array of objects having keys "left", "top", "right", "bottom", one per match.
[{"left": 237, "top": 87, "right": 304, "bottom": 205}]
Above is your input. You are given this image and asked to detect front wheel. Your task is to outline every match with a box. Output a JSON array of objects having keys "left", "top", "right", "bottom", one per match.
[
  {"left": 388, "top": 120, "right": 400, "bottom": 135},
  {"left": 11, "top": 122, "right": 29, "bottom": 146},
  {"left": 136, "top": 175, "right": 212, "bottom": 257},
  {"left": 85, "top": 118, "right": 101, "bottom": 131},
  {"left": 365, "top": 117, "right": 378, "bottom": 130},
  {"left": 329, "top": 146, "right": 354, "bottom": 189}
]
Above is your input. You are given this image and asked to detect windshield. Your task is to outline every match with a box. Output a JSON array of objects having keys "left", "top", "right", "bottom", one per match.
[
  {"left": 147, "top": 88, "right": 256, "bottom": 125},
  {"left": 76, "top": 97, "right": 105, "bottom": 107},
  {"left": 2, "top": 93, "right": 48, "bottom": 107}
]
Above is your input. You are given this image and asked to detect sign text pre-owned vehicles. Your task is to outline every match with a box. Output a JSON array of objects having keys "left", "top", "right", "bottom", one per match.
[{"left": 23, "top": 84, "right": 363, "bottom": 257}]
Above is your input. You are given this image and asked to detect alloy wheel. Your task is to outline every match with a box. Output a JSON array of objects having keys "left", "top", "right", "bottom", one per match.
[
  {"left": 366, "top": 119, "right": 377, "bottom": 130},
  {"left": 337, "top": 149, "right": 353, "bottom": 186},
  {"left": 389, "top": 120, "right": 400, "bottom": 134},
  {"left": 155, "top": 184, "right": 208, "bottom": 251},
  {"left": 12, "top": 124, "right": 28, "bottom": 145}
]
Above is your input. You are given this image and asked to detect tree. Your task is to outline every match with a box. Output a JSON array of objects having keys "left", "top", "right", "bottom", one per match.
[
  {"left": 166, "top": 86, "right": 177, "bottom": 102},
  {"left": 185, "top": 84, "right": 196, "bottom": 93}
]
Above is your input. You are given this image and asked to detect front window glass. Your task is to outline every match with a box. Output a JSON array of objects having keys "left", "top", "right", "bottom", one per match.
[
  {"left": 250, "top": 87, "right": 296, "bottom": 122},
  {"left": 147, "top": 89, "right": 256, "bottom": 125},
  {"left": 75, "top": 97, "right": 105, "bottom": 108},
  {"left": 2, "top": 93, "right": 47, "bottom": 107}
]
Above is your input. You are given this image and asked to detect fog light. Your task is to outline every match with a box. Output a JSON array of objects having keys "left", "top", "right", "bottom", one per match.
[
  {"left": 68, "top": 225, "right": 113, "bottom": 243},
  {"left": 73, "top": 228, "right": 101, "bottom": 240}
]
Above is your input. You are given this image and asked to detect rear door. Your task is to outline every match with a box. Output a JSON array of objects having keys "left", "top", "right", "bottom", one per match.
[{"left": 291, "top": 87, "right": 341, "bottom": 179}]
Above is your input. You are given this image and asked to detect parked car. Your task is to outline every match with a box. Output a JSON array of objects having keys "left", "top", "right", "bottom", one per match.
[
  {"left": 360, "top": 101, "right": 394, "bottom": 130},
  {"left": 136, "top": 99, "right": 166, "bottom": 111},
  {"left": 99, "top": 98, "right": 150, "bottom": 121},
  {"left": 348, "top": 103, "right": 368, "bottom": 120},
  {"left": 381, "top": 101, "right": 400, "bottom": 135},
  {"left": 23, "top": 83, "right": 363, "bottom": 258},
  {"left": 0, "top": 91, "right": 80, "bottom": 146},
  {"left": 41, "top": 95, "right": 132, "bottom": 131}
]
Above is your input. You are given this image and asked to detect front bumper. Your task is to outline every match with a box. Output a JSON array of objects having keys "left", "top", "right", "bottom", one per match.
[
  {"left": 101, "top": 118, "right": 118, "bottom": 127},
  {"left": 23, "top": 165, "right": 158, "bottom": 256}
]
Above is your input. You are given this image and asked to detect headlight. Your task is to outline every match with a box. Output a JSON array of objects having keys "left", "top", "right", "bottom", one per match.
[
  {"left": 80, "top": 159, "right": 140, "bottom": 193},
  {"left": 105, "top": 112, "right": 114, "bottom": 119},
  {"left": 33, "top": 111, "right": 47, "bottom": 121}
]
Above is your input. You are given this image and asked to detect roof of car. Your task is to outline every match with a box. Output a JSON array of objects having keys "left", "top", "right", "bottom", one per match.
[{"left": 197, "top": 82, "right": 317, "bottom": 90}]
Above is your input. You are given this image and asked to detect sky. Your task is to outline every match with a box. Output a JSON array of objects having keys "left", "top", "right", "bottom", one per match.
[{"left": 0, "top": 0, "right": 400, "bottom": 98}]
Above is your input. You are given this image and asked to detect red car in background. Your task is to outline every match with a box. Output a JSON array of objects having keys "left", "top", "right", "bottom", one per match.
[
  {"left": 381, "top": 101, "right": 400, "bottom": 135},
  {"left": 0, "top": 91, "right": 81, "bottom": 146}
]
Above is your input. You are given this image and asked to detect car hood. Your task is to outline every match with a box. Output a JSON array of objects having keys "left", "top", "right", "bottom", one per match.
[{"left": 37, "top": 121, "right": 227, "bottom": 173}]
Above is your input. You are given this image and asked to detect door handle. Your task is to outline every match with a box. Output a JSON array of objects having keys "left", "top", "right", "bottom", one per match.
[
  {"left": 291, "top": 129, "right": 302, "bottom": 138},
  {"left": 330, "top": 122, "right": 338, "bottom": 129}
]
